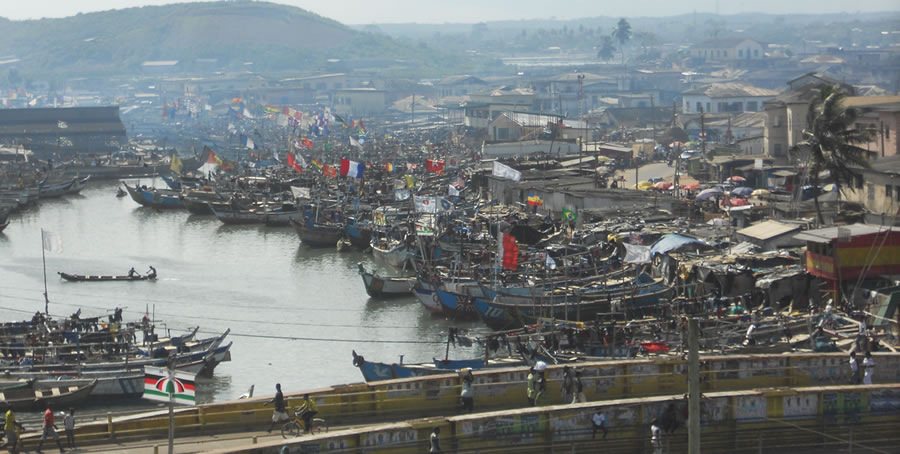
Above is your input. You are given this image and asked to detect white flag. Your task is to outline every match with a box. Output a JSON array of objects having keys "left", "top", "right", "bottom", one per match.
[
  {"left": 545, "top": 254, "right": 557, "bottom": 270},
  {"left": 492, "top": 161, "right": 521, "bottom": 182},
  {"left": 349, "top": 136, "right": 362, "bottom": 149},
  {"left": 414, "top": 196, "right": 437, "bottom": 213},
  {"left": 448, "top": 184, "right": 460, "bottom": 197},
  {"left": 41, "top": 229, "right": 62, "bottom": 253},
  {"left": 623, "top": 243, "right": 651, "bottom": 264},
  {"left": 290, "top": 186, "right": 311, "bottom": 199}
]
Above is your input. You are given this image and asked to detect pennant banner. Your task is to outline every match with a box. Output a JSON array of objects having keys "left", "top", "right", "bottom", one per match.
[{"left": 143, "top": 366, "right": 196, "bottom": 405}]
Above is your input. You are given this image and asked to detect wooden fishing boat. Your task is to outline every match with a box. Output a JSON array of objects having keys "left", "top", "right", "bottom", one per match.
[
  {"left": 210, "top": 204, "right": 262, "bottom": 225},
  {"left": 344, "top": 222, "right": 373, "bottom": 249},
  {"left": 0, "top": 379, "right": 96, "bottom": 411},
  {"left": 122, "top": 182, "right": 184, "bottom": 209},
  {"left": 38, "top": 178, "right": 76, "bottom": 199},
  {"left": 0, "top": 220, "right": 8, "bottom": 233},
  {"left": 413, "top": 283, "right": 443, "bottom": 314},
  {"left": 291, "top": 218, "right": 343, "bottom": 247},
  {"left": 434, "top": 288, "right": 480, "bottom": 321},
  {"left": 58, "top": 272, "right": 156, "bottom": 282},
  {"left": 64, "top": 175, "right": 91, "bottom": 195},
  {"left": 257, "top": 204, "right": 300, "bottom": 227},
  {"left": 371, "top": 240, "right": 414, "bottom": 268},
  {"left": 358, "top": 263, "right": 414, "bottom": 298},
  {"left": 182, "top": 189, "right": 222, "bottom": 214}
]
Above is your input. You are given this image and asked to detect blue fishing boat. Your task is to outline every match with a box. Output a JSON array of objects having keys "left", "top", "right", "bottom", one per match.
[{"left": 122, "top": 182, "right": 184, "bottom": 209}]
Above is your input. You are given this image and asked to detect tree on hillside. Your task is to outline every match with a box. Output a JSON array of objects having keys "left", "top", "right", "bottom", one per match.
[
  {"left": 597, "top": 36, "right": 616, "bottom": 61},
  {"left": 611, "top": 18, "right": 632, "bottom": 65},
  {"left": 790, "top": 85, "right": 875, "bottom": 225}
]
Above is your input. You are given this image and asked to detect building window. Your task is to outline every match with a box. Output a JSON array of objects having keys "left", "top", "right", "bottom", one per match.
[
  {"left": 706, "top": 103, "right": 711, "bottom": 113},
  {"left": 746, "top": 101, "right": 758, "bottom": 112},
  {"left": 696, "top": 102, "right": 702, "bottom": 112},
  {"left": 855, "top": 175, "right": 863, "bottom": 189},
  {"left": 774, "top": 143, "right": 783, "bottom": 156},
  {"left": 868, "top": 184, "right": 875, "bottom": 202},
  {"left": 498, "top": 128, "right": 510, "bottom": 140},
  {"left": 753, "top": 49, "right": 759, "bottom": 57},
  {"left": 888, "top": 185, "right": 893, "bottom": 199}
]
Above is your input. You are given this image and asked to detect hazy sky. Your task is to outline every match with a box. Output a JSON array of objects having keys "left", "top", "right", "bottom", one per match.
[{"left": 2, "top": 0, "right": 897, "bottom": 23}]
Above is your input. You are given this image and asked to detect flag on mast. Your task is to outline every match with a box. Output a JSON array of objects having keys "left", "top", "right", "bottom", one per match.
[
  {"left": 41, "top": 229, "right": 62, "bottom": 253},
  {"left": 143, "top": 366, "right": 196, "bottom": 405}
]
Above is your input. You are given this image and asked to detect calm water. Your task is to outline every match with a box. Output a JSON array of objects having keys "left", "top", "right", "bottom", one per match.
[{"left": 0, "top": 179, "right": 483, "bottom": 408}]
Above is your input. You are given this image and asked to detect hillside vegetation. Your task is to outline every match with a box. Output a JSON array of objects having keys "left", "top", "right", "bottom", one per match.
[{"left": 0, "top": 1, "right": 498, "bottom": 78}]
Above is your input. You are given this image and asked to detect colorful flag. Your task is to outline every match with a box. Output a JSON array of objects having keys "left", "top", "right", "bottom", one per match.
[
  {"left": 340, "top": 158, "right": 365, "bottom": 178},
  {"left": 41, "top": 229, "right": 63, "bottom": 253},
  {"left": 415, "top": 224, "right": 434, "bottom": 236},
  {"left": 404, "top": 175, "right": 415, "bottom": 189},
  {"left": 492, "top": 161, "right": 521, "bottom": 181},
  {"left": 385, "top": 162, "right": 394, "bottom": 172},
  {"left": 241, "top": 135, "right": 255, "bottom": 150},
  {"left": 265, "top": 105, "right": 280, "bottom": 114},
  {"left": 286, "top": 152, "right": 303, "bottom": 173},
  {"left": 57, "top": 121, "right": 68, "bottom": 129},
  {"left": 143, "top": 366, "right": 196, "bottom": 406},
  {"left": 426, "top": 159, "right": 445, "bottom": 173},
  {"left": 232, "top": 97, "right": 243, "bottom": 104},
  {"left": 323, "top": 165, "right": 337, "bottom": 178},
  {"left": 406, "top": 163, "right": 417, "bottom": 170},
  {"left": 562, "top": 207, "right": 577, "bottom": 222},
  {"left": 394, "top": 189, "right": 411, "bottom": 201},
  {"left": 333, "top": 113, "right": 346, "bottom": 124},
  {"left": 414, "top": 196, "right": 437, "bottom": 213},
  {"left": 198, "top": 147, "right": 223, "bottom": 175},
  {"left": 170, "top": 154, "right": 183, "bottom": 176},
  {"left": 499, "top": 232, "right": 519, "bottom": 271},
  {"left": 311, "top": 159, "right": 323, "bottom": 171},
  {"left": 527, "top": 193, "right": 543, "bottom": 206}
]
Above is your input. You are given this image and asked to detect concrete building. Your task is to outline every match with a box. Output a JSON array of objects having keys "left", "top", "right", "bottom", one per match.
[
  {"left": 333, "top": 88, "right": 387, "bottom": 116},
  {"left": 843, "top": 96, "right": 900, "bottom": 160},
  {"left": 690, "top": 38, "right": 765, "bottom": 62},
  {"left": 486, "top": 112, "right": 589, "bottom": 142},
  {"left": 682, "top": 83, "right": 778, "bottom": 114},
  {"left": 434, "top": 75, "right": 488, "bottom": 98},
  {"left": 735, "top": 220, "right": 806, "bottom": 251},
  {"left": 843, "top": 155, "right": 900, "bottom": 224},
  {"left": 0, "top": 106, "right": 127, "bottom": 155}
]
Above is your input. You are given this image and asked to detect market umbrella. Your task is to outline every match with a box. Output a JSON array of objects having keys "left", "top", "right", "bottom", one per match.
[
  {"left": 725, "top": 175, "right": 746, "bottom": 182},
  {"left": 751, "top": 189, "right": 771, "bottom": 197},
  {"left": 669, "top": 141, "right": 684, "bottom": 148},
  {"left": 723, "top": 197, "right": 750, "bottom": 207},
  {"left": 654, "top": 181, "right": 673, "bottom": 190},
  {"left": 731, "top": 187, "right": 753, "bottom": 197},
  {"left": 823, "top": 183, "right": 837, "bottom": 192},
  {"left": 636, "top": 181, "right": 654, "bottom": 190},
  {"left": 682, "top": 183, "right": 701, "bottom": 191},
  {"left": 696, "top": 188, "right": 724, "bottom": 200}
]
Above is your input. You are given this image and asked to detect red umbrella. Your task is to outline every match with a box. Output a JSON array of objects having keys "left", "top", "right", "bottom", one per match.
[
  {"left": 682, "top": 183, "right": 701, "bottom": 191},
  {"left": 723, "top": 197, "right": 750, "bottom": 207},
  {"left": 726, "top": 175, "right": 746, "bottom": 182},
  {"left": 654, "top": 181, "right": 673, "bottom": 190}
]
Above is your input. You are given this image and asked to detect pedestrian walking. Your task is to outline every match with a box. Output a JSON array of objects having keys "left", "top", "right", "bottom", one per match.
[
  {"left": 650, "top": 418, "right": 662, "bottom": 454},
  {"left": 863, "top": 352, "right": 875, "bottom": 385},
  {"left": 265, "top": 383, "right": 289, "bottom": 433},
  {"left": 849, "top": 352, "right": 861, "bottom": 384},
  {"left": 534, "top": 372, "right": 549, "bottom": 406},
  {"left": 572, "top": 370, "right": 586, "bottom": 404},
  {"left": 460, "top": 370, "right": 474, "bottom": 413},
  {"left": 36, "top": 404, "right": 64, "bottom": 453},
  {"left": 63, "top": 408, "right": 75, "bottom": 449},
  {"left": 2, "top": 406, "right": 24, "bottom": 453},
  {"left": 526, "top": 366, "right": 536, "bottom": 406},
  {"left": 591, "top": 410, "right": 608, "bottom": 440},
  {"left": 561, "top": 366, "right": 575, "bottom": 404},
  {"left": 429, "top": 427, "right": 442, "bottom": 453}
]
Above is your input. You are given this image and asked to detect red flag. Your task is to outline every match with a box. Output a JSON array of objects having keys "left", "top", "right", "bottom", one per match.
[
  {"left": 286, "top": 152, "right": 303, "bottom": 173},
  {"left": 426, "top": 159, "right": 445, "bottom": 173},
  {"left": 301, "top": 137, "right": 314, "bottom": 149},
  {"left": 340, "top": 158, "right": 350, "bottom": 176},
  {"left": 502, "top": 234, "right": 519, "bottom": 271},
  {"left": 323, "top": 165, "right": 337, "bottom": 178}
]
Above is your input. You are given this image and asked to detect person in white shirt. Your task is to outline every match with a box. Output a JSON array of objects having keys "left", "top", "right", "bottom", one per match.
[
  {"left": 429, "top": 426, "right": 442, "bottom": 453},
  {"left": 591, "top": 411, "right": 608, "bottom": 439},
  {"left": 64, "top": 408, "right": 76, "bottom": 449},
  {"left": 863, "top": 352, "right": 875, "bottom": 385},
  {"left": 650, "top": 418, "right": 662, "bottom": 454}
]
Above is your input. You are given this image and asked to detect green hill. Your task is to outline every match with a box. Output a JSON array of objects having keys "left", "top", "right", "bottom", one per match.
[{"left": 0, "top": 1, "right": 498, "bottom": 78}]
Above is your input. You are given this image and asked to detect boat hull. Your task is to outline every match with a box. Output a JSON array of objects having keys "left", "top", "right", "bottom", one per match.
[{"left": 291, "top": 219, "right": 342, "bottom": 247}]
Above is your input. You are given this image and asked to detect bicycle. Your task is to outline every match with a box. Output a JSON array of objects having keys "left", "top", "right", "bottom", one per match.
[{"left": 281, "top": 407, "right": 327, "bottom": 439}]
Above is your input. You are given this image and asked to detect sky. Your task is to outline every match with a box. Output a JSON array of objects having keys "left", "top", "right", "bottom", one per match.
[{"left": 2, "top": 0, "right": 897, "bottom": 23}]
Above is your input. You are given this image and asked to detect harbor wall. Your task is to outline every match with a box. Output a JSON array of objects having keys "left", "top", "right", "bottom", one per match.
[
  {"left": 34, "top": 352, "right": 900, "bottom": 448},
  {"left": 212, "top": 384, "right": 900, "bottom": 453}
]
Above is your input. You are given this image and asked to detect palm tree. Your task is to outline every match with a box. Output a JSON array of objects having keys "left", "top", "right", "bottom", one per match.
[
  {"left": 597, "top": 36, "right": 616, "bottom": 62},
  {"left": 611, "top": 18, "right": 631, "bottom": 65},
  {"left": 790, "top": 85, "right": 875, "bottom": 225}
]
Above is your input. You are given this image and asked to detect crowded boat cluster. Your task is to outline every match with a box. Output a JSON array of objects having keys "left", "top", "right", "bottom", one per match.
[{"left": 85, "top": 117, "right": 898, "bottom": 384}]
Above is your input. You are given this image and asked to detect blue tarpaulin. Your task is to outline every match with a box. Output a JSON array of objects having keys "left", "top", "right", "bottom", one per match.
[{"left": 650, "top": 234, "right": 706, "bottom": 256}]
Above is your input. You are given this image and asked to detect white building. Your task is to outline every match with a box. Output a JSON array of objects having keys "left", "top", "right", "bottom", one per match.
[
  {"left": 690, "top": 38, "right": 765, "bottom": 62},
  {"left": 682, "top": 83, "right": 778, "bottom": 114}
]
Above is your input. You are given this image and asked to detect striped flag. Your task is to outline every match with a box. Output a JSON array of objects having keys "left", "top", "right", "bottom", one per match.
[{"left": 143, "top": 366, "right": 196, "bottom": 405}]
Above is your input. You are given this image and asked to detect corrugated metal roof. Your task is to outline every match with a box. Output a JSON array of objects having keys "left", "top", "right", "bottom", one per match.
[
  {"left": 736, "top": 220, "right": 800, "bottom": 241},
  {"left": 793, "top": 224, "right": 899, "bottom": 243},
  {"left": 683, "top": 83, "right": 779, "bottom": 98}
]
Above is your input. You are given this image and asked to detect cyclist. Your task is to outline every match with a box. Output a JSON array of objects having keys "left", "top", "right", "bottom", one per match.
[{"left": 297, "top": 394, "right": 318, "bottom": 434}]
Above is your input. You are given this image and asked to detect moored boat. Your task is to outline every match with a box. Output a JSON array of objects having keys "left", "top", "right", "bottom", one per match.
[
  {"left": 291, "top": 218, "right": 343, "bottom": 247},
  {"left": 358, "top": 263, "right": 415, "bottom": 298},
  {"left": 58, "top": 271, "right": 157, "bottom": 282}
]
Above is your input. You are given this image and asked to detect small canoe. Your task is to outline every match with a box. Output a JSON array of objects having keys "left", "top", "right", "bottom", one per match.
[
  {"left": 0, "top": 379, "right": 97, "bottom": 411},
  {"left": 58, "top": 272, "right": 157, "bottom": 282}
]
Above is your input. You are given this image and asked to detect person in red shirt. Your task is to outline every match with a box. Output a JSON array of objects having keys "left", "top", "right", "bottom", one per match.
[{"left": 36, "top": 404, "right": 63, "bottom": 453}]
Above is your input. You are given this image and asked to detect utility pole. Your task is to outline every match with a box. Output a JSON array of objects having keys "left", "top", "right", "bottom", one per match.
[{"left": 688, "top": 318, "right": 701, "bottom": 454}]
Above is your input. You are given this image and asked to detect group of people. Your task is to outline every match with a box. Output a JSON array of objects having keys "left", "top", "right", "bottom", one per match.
[
  {"left": 265, "top": 384, "right": 318, "bottom": 435},
  {"left": 2, "top": 405, "right": 76, "bottom": 453}
]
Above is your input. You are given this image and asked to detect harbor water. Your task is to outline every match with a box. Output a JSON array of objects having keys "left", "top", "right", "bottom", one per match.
[{"left": 0, "top": 179, "right": 484, "bottom": 408}]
